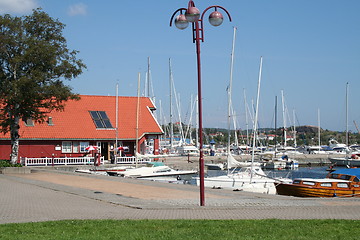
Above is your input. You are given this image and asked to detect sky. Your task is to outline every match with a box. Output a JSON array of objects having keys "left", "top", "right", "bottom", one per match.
[{"left": 1, "top": 0, "right": 359, "bottom": 133}]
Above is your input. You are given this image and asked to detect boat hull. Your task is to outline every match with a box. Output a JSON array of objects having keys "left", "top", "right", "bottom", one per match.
[
  {"left": 196, "top": 175, "right": 277, "bottom": 194},
  {"left": 329, "top": 157, "right": 360, "bottom": 167},
  {"left": 276, "top": 183, "right": 360, "bottom": 197}
]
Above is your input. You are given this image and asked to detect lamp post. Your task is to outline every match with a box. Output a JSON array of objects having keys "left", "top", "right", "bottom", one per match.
[{"left": 170, "top": 0, "right": 231, "bottom": 206}]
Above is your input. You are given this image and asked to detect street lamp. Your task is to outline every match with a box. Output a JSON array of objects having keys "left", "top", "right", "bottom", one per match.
[{"left": 170, "top": 0, "right": 231, "bottom": 206}]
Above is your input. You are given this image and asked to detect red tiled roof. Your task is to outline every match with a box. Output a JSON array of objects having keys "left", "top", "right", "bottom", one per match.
[{"left": 0, "top": 95, "right": 163, "bottom": 140}]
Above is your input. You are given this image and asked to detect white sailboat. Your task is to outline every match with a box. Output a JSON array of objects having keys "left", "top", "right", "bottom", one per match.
[
  {"left": 261, "top": 95, "right": 299, "bottom": 170},
  {"left": 197, "top": 55, "right": 284, "bottom": 194}
]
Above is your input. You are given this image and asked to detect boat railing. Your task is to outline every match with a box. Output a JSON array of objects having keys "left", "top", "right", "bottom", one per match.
[
  {"left": 115, "top": 156, "right": 150, "bottom": 165},
  {"left": 22, "top": 156, "right": 105, "bottom": 166},
  {"left": 266, "top": 170, "right": 293, "bottom": 180}
]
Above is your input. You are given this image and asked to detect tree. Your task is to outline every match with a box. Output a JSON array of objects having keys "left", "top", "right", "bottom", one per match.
[{"left": 0, "top": 9, "right": 86, "bottom": 163}]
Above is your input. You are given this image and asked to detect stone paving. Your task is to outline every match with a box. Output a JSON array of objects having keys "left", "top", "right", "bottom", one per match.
[{"left": 1, "top": 168, "right": 360, "bottom": 224}]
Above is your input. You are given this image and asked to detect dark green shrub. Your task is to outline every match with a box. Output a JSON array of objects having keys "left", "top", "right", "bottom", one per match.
[{"left": 0, "top": 160, "right": 22, "bottom": 167}]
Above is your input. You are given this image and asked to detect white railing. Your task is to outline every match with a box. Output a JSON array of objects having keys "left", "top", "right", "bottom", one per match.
[
  {"left": 23, "top": 156, "right": 105, "bottom": 166},
  {"left": 115, "top": 156, "right": 150, "bottom": 164}
]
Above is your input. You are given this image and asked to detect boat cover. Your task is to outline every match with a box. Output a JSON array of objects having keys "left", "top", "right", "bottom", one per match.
[{"left": 333, "top": 168, "right": 360, "bottom": 179}]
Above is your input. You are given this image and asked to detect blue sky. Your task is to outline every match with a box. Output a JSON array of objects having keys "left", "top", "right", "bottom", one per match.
[{"left": 1, "top": 0, "right": 359, "bottom": 133}]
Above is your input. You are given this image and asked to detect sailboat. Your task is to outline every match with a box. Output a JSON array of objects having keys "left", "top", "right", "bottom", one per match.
[
  {"left": 261, "top": 94, "right": 299, "bottom": 170},
  {"left": 205, "top": 27, "right": 252, "bottom": 171},
  {"left": 329, "top": 82, "right": 360, "bottom": 166},
  {"left": 197, "top": 56, "right": 288, "bottom": 194}
]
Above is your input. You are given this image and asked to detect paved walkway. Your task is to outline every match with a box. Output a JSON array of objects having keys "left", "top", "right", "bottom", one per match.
[{"left": 1, "top": 168, "right": 360, "bottom": 224}]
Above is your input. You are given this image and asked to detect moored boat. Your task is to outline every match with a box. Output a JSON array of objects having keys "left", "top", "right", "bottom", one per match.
[
  {"left": 196, "top": 165, "right": 279, "bottom": 194},
  {"left": 329, "top": 154, "right": 360, "bottom": 167},
  {"left": 76, "top": 166, "right": 134, "bottom": 175},
  {"left": 276, "top": 168, "right": 360, "bottom": 197},
  {"left": 108, "top": 162, "right": 197, "bottom": 179},
  {"left": 261, "top": 155, "right": 299, "bottom": 170}
]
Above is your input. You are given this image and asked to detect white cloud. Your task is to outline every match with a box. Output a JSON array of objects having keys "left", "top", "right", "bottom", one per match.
[
  {"left": 67, "top": 3, "right": 87, "bottom": 16},
  {"left": 0, "top": 0, "right": 38, "bottom": 14}
]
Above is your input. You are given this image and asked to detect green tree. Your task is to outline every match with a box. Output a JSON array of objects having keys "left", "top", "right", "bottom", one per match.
[{"left": 0, "top": 9, "right": 86, "bottom": 164}]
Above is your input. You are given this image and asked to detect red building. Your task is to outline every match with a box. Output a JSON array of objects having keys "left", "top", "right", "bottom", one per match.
[{"left": 0, "top": 95, "right": 163, "bottom": 161}]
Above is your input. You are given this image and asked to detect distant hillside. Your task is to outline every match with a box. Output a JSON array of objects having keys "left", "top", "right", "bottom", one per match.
[
  {"left": 295, "top": 125, "right": 319, "bottom": 134},
  {"left": 202, "top": 125, "right": 360, "bottom": 146}
]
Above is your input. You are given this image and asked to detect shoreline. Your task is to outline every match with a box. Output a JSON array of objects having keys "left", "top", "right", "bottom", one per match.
[
  {"left": 34, "top": 153, "right": 343, "bottom": 172},
  {"left": 129, "top": 153, "right": 339, "bottom": 171}
]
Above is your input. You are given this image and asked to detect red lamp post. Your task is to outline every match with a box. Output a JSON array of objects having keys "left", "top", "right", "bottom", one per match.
[{"left": 170, "top": 0, "right": 231, "bottom": 206}]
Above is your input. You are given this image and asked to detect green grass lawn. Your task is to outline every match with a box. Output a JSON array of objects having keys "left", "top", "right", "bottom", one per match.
[{"left": 0, "top": 219, "right": 359, "bottom": 240}]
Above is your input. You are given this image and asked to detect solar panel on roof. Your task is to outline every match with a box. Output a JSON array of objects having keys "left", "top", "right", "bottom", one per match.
[{"left": 89, "top": 111, "right": 113, "bottom": 129}]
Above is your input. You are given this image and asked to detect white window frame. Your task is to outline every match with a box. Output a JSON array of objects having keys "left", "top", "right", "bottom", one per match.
[
  {"left": 80, "top": 142, "right": 89, "bottom": 153},
  {"left": 62, "top": 141, "right": 72, "bottom": 153}
]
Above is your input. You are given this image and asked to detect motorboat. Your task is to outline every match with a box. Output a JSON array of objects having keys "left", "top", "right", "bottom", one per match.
[
  {"left": 261, "top": 155, "right": 299, "bottom": 170},
  {"left": 276, "top": 168, "right": 360, "bottom": 197},
  {"left": 305, "top": 145, "right": 328, "bottom": 154},
  {"left": 76, "top": 166, "right": 134, "bottom": 175},
  {"left": 329, "top": 153, "right": 360, "bottom": 167},
  {"left": 108, "top": 162, "right": 197, "bottom": 179},
  {"left": 328, "top": 139, "right": 350, "bottom": 154},
  {"left": 176, "top": 145, "right": 200, "bottom": 156}
]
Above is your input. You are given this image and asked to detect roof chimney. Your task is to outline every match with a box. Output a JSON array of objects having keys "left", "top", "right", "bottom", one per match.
[{"left": 47, "top": 117, "right": 54, "bottom": 126}]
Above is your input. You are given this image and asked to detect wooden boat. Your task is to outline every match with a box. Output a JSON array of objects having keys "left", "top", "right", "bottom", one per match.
[{"left": 276, "top": 168, "right": 360, "bottom": 197}]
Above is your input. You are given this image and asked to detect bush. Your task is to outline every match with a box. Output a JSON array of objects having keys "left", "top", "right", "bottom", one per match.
[{"left": 0, "top": 160, "right": 22, "bottom": 167}]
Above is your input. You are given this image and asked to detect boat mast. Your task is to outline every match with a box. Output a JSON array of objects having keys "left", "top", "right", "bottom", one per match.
[
  {"left": 293, "top": 109, "right": 297, "bottom": 148},
  {"left": 169, "top": 58, "right": 173, "bottom": 150},
  {"left": 243, "top": 88, "right": 249, "bottom": 147},
  {"left": 251, "top": 56, "right": 263, "bottom": 181},
  {"left": 318, "top": 108, "right": 321, "bottom": 151},
  {"left": 196, "top": 95, "right": 199, "bottom": 148},
  {"left": 346, "top": 82, "right": 349, "bottom": 147},
  {"left": 281, "top": 90, "right": 287, "bottom": 147},
  {"left": 159, "top": 99, "right": 166, "bottom": 149},
  {"left": 274, "top": 96, "right": 277, "bottom": 158},
  {"left": 147, "top": 57, "right": 150, "bottom": 98},
  {"left": 227, "top": 27, "right": 236, "bottom": 173},
  {"left": 115, "top": 81, "right": 119, "bottom": 151}
]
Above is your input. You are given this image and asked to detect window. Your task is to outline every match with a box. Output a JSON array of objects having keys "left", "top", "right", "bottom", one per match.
[
  {"left": 303, "top": 181, "right": 315, "bottom": 186},
  {"left": 337, "top": 183, "right": 349, "bottom": 188},
  {"left": 89, "top": 111, "right": 113, "bottom": 128},
  {"left": 340, "top": 175, "right": 351, "bottom": 180},
  {"left": 293, "top": 180, "right": 301, "bottom": 184},
  {"left": 331, "top": 174, "right": 339, "bottom": 179},
  {"left": 80, "top": 142, "right": 89, "bottom": 153},
  {"left": 62, "top": 141, "right": 72, "bottom": 153},
  {"left": 73, "top": 142, "right": 79, "bottom": 153},
  {"left": 320, "top": 183, "right": 332, "bottom": 187}
]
